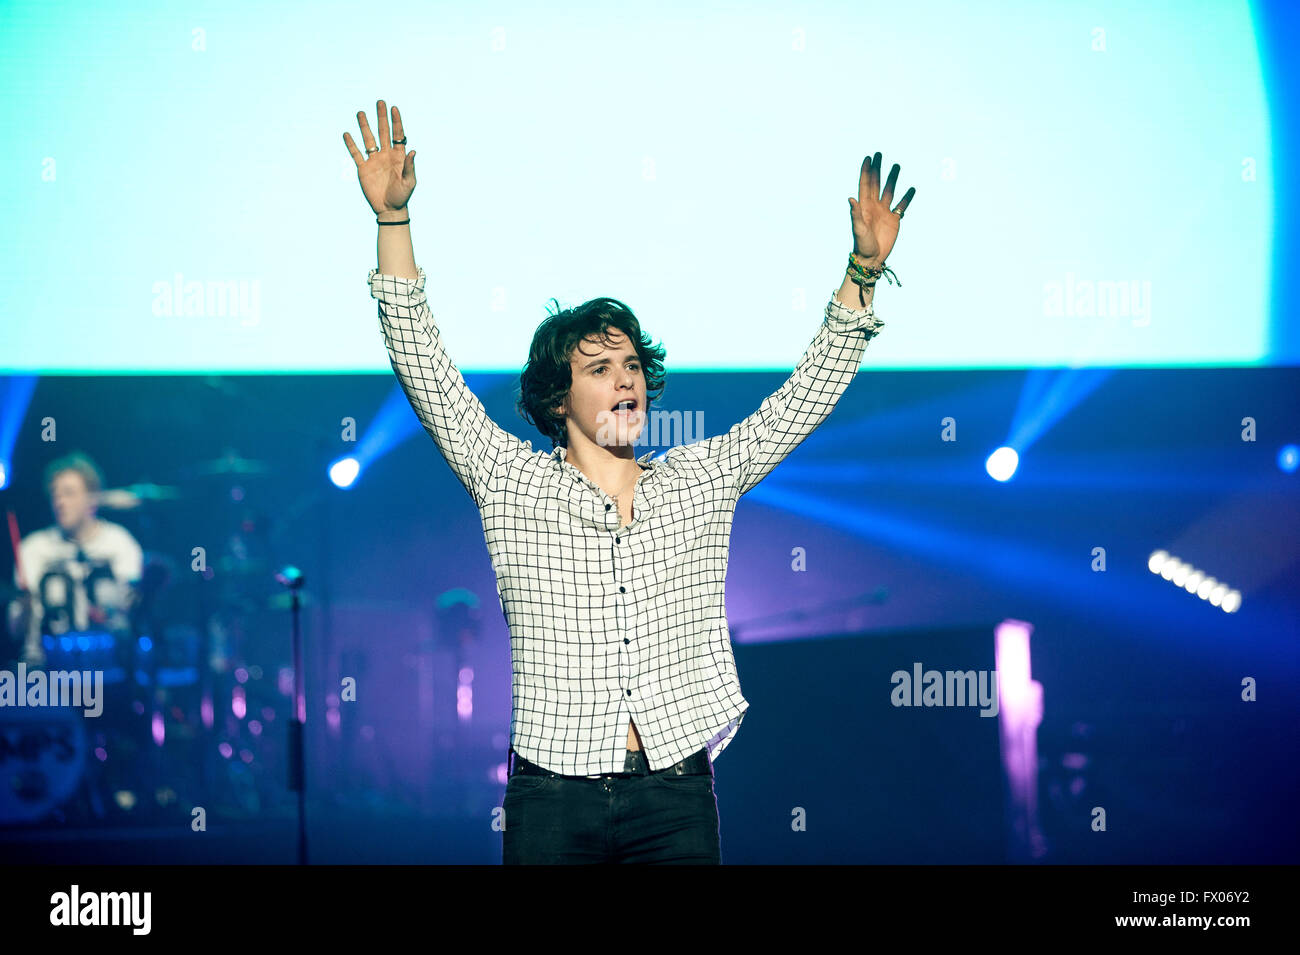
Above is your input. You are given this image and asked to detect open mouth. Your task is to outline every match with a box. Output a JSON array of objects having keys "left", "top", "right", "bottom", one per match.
[{"left": 611, "top": 399, "right": 639, "bottom": 413}]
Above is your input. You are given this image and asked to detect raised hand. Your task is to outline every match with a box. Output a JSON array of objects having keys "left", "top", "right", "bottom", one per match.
[
  {"left": 344, "top": 99, "right": 416, "bottom": 215},
  {"left": 848, "top": 152, "right": 915, "bottom": 267}
]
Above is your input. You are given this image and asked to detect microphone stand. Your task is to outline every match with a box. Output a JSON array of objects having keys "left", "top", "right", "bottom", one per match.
[{"left": 276, "top": 565, "right": 307, "bottom": 865}]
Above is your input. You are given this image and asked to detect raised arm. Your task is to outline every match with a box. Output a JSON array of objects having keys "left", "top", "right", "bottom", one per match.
[
  {"left": 691, "top": 290, "right": 882, "bottom": 496},
  {"left": 347, "top": 100, "right": 526, "bottom": 508},
  {"left": 690, "top": 151, "right": 916, "bottom": 496}
]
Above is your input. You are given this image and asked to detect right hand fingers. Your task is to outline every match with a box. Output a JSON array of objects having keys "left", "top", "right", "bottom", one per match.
[
  {"left": 343, "top": 101, "right": 405, "bottom": 168},
  {"left": 343, "top": 130, "right": 365, "bottom": 167},
  {"left": 391, "top": 105, "right": 405, "bottom": 147},
  {"left": 343, "top": 107, "right": 381, "bottom": 169},
  {"left": 376, "top": 98, "right": 390, "bottom": 148}
]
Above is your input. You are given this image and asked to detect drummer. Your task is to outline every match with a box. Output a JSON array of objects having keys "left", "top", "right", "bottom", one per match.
[{"left": 7, "top": 452, "right": 143, "bottom": 666}]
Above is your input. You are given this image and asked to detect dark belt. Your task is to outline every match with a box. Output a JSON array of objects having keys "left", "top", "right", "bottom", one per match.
[{"left": 509, "top": 747, "right": 711, "bottom": 779}]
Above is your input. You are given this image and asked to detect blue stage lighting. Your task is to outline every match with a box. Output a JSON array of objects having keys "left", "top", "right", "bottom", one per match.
[
  {"left": 329, "top": 456, "right": 361, "bottom": 488},
  {"left": 1278, "top": 444, "right": 1299, "bottom": 474},
  {"left": 986, "top": 446, "right": 1019, "bottom": 482}
]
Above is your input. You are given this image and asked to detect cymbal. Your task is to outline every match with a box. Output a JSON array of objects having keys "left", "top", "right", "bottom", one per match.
[
  {"left": 124, "top": 482, "right": 183, "bottom": 500},
  {"left": 183, "top": 452, "right": 272, "bottom": 478},
  {"left": 98, "top": 484, "right": 183, "bottom": 509}
]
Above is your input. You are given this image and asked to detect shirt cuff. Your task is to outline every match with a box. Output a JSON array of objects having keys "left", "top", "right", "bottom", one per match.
[
  {"left": 825, "top": 288, "right": 886, "bottom": 335},
  {"left": 368, "top": 267, "right": 428, "bottom": 306}
]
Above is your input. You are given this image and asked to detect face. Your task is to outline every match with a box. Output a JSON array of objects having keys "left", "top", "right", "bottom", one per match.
[
  {"left": 555, "top": 327, "right": 648, "bottom": 450},
  {"left": 50, "top": 470, "right": 96, "bottom": 533}
]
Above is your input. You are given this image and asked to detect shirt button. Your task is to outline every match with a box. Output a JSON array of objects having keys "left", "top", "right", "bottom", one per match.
[
  {"left": 626, "top": 689, "right": 632, "bottom": 696},
  {"left": 615, "top": 536, "right": 620, "bottom": 543},
  {"left": 619, "top": 586, "right": 626, "bottom": 593},
  {"left": 605, "top": 504, "right": 611, "bottom": 510},
  {"left": 623, "top": 638, "right": 630, "bottom": 644}
]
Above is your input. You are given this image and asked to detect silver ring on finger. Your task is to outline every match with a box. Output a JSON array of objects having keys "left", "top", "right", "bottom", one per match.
[{"left": 365, "top": 146, "right": 379, "bottom": 155}]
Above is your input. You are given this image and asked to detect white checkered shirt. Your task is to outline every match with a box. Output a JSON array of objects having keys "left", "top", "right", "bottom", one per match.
[{"left": 370, "top": 268, "right": 884, "bottom": 776}]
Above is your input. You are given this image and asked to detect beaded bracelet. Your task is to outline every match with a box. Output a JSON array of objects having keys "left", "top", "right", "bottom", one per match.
[
  {"left": 848, "top": 251, "right": 900, "bottom": 287},
  {"left": 846, "top": 252, "right": 900, "bottom": 306}
]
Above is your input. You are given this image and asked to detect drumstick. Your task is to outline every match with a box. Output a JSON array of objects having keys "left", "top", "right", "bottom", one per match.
[{"left": 7, "top": 508, "right": 27, "bottom": 592}]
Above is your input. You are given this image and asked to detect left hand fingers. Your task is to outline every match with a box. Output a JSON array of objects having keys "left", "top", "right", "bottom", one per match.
[
  {"left": 857, "top": 154, "right": 873, "bottom": 206},
  {"left": 863, "top": 151, "right": 881, "bottom": 202},
  {"left": 858, "top": 152, "right": 909, "bottom": 207},
  {"left": 856, "top": 152, "right": 917, "bottom": 220},
  {"left": 880, "top": 162, "right": 900, "bottom": 206},
  {"left": 857, "top": 152, "right": 885, "bottom": 205},
  {"left": 892, "top": 185, "right": 917, "bottom": 217}
]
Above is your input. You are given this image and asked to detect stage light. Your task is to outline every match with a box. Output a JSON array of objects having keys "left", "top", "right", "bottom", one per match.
[
  {"left": 329, "top": 456, "right": 360, "bottom": 488},
  {"left": 0, "top": 377, "right": 37, "bottom": 488},
  {"left": 1147, "top": 549, "right": 1241, "bottom": 613},
  {"left": 1279, "top": 444, "right": 1299, "bottom": 473},
  {"left": 986, "top": 446, "right": 1019, "bottom": 482},
  {"left": 995, "top": 619, "right": 1045, "bottom": 861}
]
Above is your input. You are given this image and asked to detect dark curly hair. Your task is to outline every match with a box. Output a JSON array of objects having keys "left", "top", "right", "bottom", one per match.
[{"left": 516, "top": 297, "right": 666, "bottom": 450}]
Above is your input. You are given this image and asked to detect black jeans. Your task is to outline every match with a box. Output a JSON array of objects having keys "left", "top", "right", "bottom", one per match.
[{"left": 502, "top": 748, "right": 721, "bottom": 864}]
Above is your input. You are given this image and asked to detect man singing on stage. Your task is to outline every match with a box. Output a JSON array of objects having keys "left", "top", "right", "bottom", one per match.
[{"left": 345, "top": 99, "right": 914, "bottom": 863}]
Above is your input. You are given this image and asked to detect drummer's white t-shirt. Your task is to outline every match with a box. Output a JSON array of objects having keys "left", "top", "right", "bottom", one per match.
[{"left": 12, "top": 520, "right": 143, "bottom": 655}]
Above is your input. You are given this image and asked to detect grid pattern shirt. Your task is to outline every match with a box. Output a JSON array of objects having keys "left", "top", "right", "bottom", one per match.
[{"left": 370, "top": 267, "right": 884, "bottom": 776}]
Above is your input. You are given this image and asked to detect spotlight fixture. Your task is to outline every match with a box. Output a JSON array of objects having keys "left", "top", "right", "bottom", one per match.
[{"left": 1147, "top": 550, "right": 1241, "bottom": 613}]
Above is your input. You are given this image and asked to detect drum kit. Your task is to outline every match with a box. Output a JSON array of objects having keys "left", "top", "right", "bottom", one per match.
[{"left": 1, "top": 451, "right": 304, "bottom": 827}]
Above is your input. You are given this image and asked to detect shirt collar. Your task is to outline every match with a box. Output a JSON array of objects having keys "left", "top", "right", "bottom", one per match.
[
  {"left": 551, "top": 445, "right": 660, "bottom": 470},
  {"left": 550, "top": 445, "right": 669, "bottom": 526}
]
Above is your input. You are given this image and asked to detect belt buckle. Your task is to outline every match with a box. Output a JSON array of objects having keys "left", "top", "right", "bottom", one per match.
[
  {"left": 665, "top": 749, "right": 708, "bottom": 777},
  {"left": 623, "top": 749, "right": 648, "bottom": 776}
]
